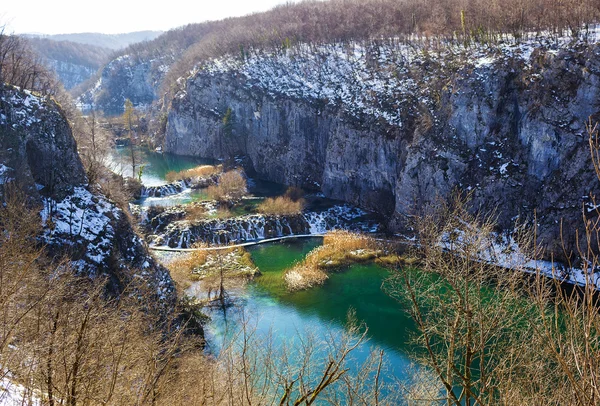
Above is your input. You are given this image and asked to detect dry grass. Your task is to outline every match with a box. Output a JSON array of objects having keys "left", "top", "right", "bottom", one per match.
[
  {"left": 166, "top": 246, "right": 209, "bottom": 291},
  {"left": 375, "top": 254, "right": 419, "bottom": 267},
  {"left": 284, "top": 231, "right": 379, "bottom": 291},
  {"left": 284, "top": 265, "right": 328, "bottom": 291},
  {"left": 257, "top": 196, "right": 305, "bottom": 215},
  {"left": 165, "top": 165, "right": 222, "bottom": 182}
]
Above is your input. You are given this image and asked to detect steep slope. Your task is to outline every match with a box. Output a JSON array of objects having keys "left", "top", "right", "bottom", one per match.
[
  {"left": 81, "top": 53, "right": 168, "bottom": 114},
  {"left": 165, "top": 35, "right": 600, "bottom": 258},
  {"left": 77, "top": 24, "right": 216, "bottom": 114},
  {"left": 0, "top": 84, "right": 175, "bottom": 309},
  {"left": 78, "top": 0, "right": 600, "bottom": 115},
  {"left": 27, "top": 38, "right": 113, "bottom": 90}
]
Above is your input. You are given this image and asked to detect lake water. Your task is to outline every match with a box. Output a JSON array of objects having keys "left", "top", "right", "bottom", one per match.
[
  {"left": 195, "top": 238, "right": 418, "bottom": 392},
  {"left": 109, "top": 146, "right": 214, "bottom": 186}
]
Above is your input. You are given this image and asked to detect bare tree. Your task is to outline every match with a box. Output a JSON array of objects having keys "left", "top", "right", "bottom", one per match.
[{"left": 384, "top": 193, "right": 546, "bottom": 405}]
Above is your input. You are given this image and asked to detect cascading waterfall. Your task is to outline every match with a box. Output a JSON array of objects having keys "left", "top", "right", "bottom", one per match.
[
  {"left": 140, "top": 179, "right": 191, "bottom": 198},
  {"left": 152, "top": 204, "right": 380, "bottom": 248}
]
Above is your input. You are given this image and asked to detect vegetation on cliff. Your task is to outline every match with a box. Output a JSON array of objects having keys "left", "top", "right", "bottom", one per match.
[
  {"left": 82, "top": 0, "right": 600, "bottom": 113},
  {"left": 3, "top": 0, "right": 600, "bottom": 403}
]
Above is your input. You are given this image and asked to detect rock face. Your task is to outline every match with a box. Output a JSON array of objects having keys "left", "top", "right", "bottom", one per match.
[
  {"left": 0, "top": 84, "right": 86, "bottom": 199},
  {"left": 165, "top": 40, "right": 600, "bottom": 257},
  {"left": 48, "top": 60, "right": 97, "bottom": 90},
  {"left": 0, "top": 84, "right": 175, "bottom": 309},
  {"left": 81, "top": 54, "right": 167, "bottom": 114}
]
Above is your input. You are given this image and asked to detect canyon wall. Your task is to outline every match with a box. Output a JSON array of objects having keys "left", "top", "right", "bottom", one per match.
[{"left": 165, "top": 41, "right": 600, "bottom": 256}]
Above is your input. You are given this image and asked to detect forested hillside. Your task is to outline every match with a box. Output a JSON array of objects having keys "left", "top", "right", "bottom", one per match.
[
  {"left": 81, "top": 0, "right": 600, "bottom": 112},
  {"left": 25, "top": 30, "right": 163, "bottom": 50},
  {"left": 26, "top": 37, "right": 113, "bottom": 90},
  {"left": 3, "top": 0, "right": 600, "bottom": 404}
]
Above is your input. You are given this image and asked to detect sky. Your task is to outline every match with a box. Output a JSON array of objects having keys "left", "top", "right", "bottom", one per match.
[{"left": 1, "top": 0, "right": 297, "bottom": 35}]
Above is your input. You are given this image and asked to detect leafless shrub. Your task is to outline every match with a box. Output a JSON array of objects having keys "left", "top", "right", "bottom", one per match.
[{"left": 207, "top": 169, "right": 247, "bottom": 202}]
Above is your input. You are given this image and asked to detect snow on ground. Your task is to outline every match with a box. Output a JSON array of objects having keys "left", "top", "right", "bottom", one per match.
[
  {"left": 0, "top": 376, "right": 39, "bottom": 406},
  {"left": 0, "top": 87, "right": 47, "bottom": 129},
  {"left": 40, "top": 187, "right": 174, "bottom": 301},
  {"left": 440, "top": 227, "right": 600, "bottom": 289},
  {"left": 40, "top": 186, "right": 120, "bottom": 270},
  {"left": 0, "top": 165, "right": 13, "bottom": 185}
]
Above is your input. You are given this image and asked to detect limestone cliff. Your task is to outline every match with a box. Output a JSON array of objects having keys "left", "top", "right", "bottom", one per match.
[
  {"left": 165, "top": 38, "right": 600, "bottom": 257},
  {"left": 0, "top": 84, "right": 175, "bottom": 308},
  {"left": 81, "top": 54, "right": 170, "bottom": 114}
]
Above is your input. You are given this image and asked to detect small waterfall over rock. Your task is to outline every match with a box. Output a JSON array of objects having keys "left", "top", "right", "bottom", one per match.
[
  {"left": 303, "top": 205, "right": 377, "bottom": 234},
  {"left": 158, "top": 214, "right": 308, "bottom": 248},
  {"left": 140, "top": 179, "right": 191, "bottom": 198},
  {"left": 147, "top": 204, "right": 381, "bottom": 248}
]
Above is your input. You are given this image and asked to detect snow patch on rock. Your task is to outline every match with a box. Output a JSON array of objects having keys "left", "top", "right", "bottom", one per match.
[{"left": 41, "top": 186, "right": 119, "bottom": 269}]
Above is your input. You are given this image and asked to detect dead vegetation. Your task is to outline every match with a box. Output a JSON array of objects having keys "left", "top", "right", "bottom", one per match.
[
  {"left": 165, "top": 244, "right": 209, "bottom": 292},
  {"left": 0, "top": 185, "right": 202, "bottom": 406},
  {"left": 257, "top": 195, "right": 305, "bottom": 215},
  {"left": 385, "top": 187, "right": 600, "bottom": 405},
  {"left": 165, "top": 164, "right": 222, "bottom": 183},
  {"left": 284, "top": 231, "right": 379, "bottom": 291},
  {"left": 257, "top": 186, "right": 306, "bottom": 215},
  {"left": 206, "top": 169, "right": 247, "bottom": 202}
]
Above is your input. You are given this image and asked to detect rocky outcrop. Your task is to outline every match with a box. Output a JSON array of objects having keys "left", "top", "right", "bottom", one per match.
[
  {"left": 81, "top": 54, "right": 169, "bottom": 114},
  {"left": 47, "top": 60, "right": 97, "bottom": 90},
  {"left": 0, "top": 84, "right": 175, "bottom": 308},
  {"left": 165, "top": 40, "right": 600, "bottom": 258},
  {"left": 0, "top": 84, "right": 86, "bottom": 199}
]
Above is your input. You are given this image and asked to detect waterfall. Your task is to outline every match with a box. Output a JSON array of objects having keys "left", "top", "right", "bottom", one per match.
[
  {"left": 153, "top": 204, "right": 381, "bottom": 248},
  {"left": 303, "top": 204, "right": 376, "bottom": 234},
  {"left": 140, "top": 179, "right": 191, "bottom": 198}
]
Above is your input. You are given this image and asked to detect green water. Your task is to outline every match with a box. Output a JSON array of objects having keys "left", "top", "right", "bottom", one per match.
[
  {"left": 248, "top": 239, "right": 416, "bottom": 357},
  {"left": 202, "top": 238, "right": 417, "bottom": 387},
  {"left": 109, "top": 146, "right": 215, "bottom": 186}
]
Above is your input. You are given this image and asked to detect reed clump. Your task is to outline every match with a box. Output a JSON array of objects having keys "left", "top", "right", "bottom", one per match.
[
  {"left": 165, "top": 164, "right": 222, "bottom": 182},
  {"left": 284, "top": 231, "right": 378, "bottom": 291}
]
